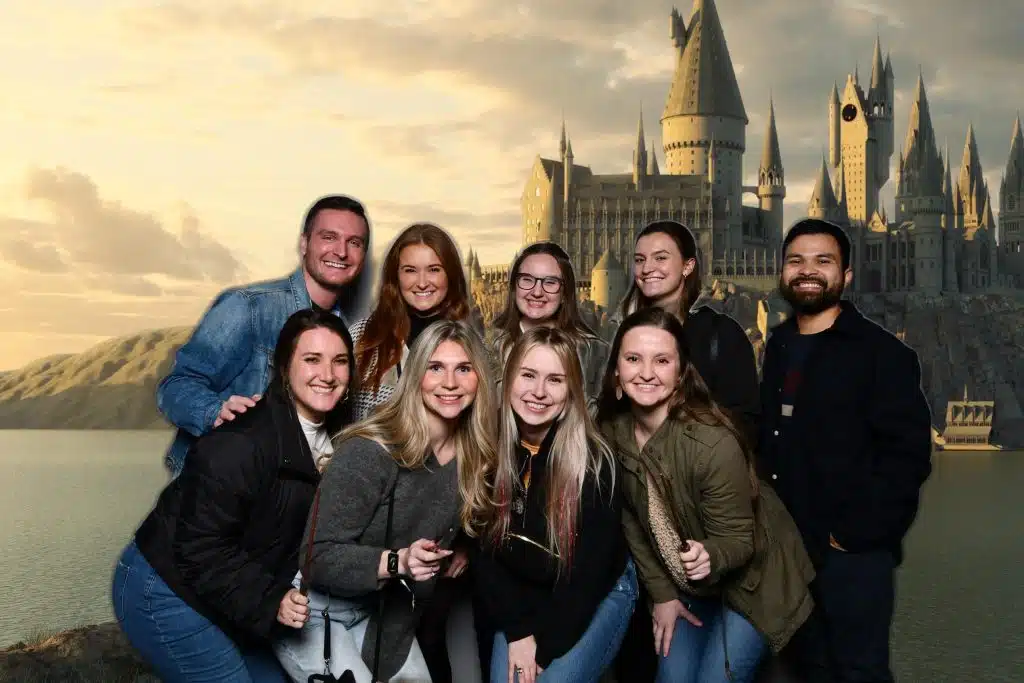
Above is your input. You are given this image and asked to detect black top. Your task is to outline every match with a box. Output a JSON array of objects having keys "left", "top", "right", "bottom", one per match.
[
  {"left": 134, "top": 381, "right": 321, "bottom": 646},
  {"left": 758, "top": 300, "right": 933, "bottom": 566},
  {"left": 682, "top": 306, "right": 761, "bottom": 449},
  {"left": 406, "top": 310, "right": 441, "bottom": 352},
  {"left": 473, "top": 425, "right": 627, "bottom": 667}
]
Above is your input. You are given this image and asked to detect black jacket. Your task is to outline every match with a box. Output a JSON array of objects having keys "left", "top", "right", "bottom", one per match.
[
  {"left": 758, "top": 300, "right": 932, "bottom": 566},
  {"left": 474, "top": 426, "right": 628, "bottom": 668},
  {"left": 134, "top": 381, "right": 321, "bottom": 645},
  {"left": 684, "top": 306, "right": 762, "bottom": 447}
]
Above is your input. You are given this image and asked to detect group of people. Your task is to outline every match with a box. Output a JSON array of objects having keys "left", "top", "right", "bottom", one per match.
[{"left": 109, "top": 194, "right": 933, "bottom": 683}]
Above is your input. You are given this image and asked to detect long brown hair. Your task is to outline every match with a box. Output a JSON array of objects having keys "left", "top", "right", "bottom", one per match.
[
  {"left": 492, "top": 241, "right": 598, "bottom": 349},
  {"left": 356, "top": 223, "right": 470, "bottom": 392},
  {"left": 596, "top": 307, "right": 758, "bottom": 499},
  {"left": 486, "top": 327, "right": 615, "bottom": 570},
  {"left": 619, "top": 220, "right": 703, "bottom": 323}
]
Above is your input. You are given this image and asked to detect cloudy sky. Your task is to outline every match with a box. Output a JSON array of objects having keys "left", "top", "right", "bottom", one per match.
[{"left": 1, "top": 0, "right": 1021, "bottom": 370}]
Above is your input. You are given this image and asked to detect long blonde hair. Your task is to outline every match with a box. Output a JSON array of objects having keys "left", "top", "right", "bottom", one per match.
[
  {"left": 331, "top": 319, "right": 496, "bottom": 537},
  {"left": 486, "top": 327, "right": 615, "bottom": 569}
]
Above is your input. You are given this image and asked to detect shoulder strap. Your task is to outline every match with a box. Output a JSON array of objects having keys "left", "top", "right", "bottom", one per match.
[{"left": 372, "top": 469, "right": 400, "bottom": 681}]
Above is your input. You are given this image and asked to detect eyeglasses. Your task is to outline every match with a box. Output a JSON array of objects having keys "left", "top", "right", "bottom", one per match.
[{"left": 515, "top": 273, "right": 563, "bottom": 294}]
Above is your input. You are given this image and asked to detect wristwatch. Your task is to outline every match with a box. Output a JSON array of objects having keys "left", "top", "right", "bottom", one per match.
[{"left": 387, "top": 549, "right": 400, "bottom": 577}]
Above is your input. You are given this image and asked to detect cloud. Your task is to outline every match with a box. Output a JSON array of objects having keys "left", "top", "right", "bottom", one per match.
[
  {"left": 117, "top": 0, "right": 1022, "bottom": 231},
  {"left": 0, "top": 167, "right": 247, "bottom": 289}
]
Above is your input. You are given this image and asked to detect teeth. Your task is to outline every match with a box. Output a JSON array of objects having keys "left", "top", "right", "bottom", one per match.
[
  {"left": 324, "top": 260, "right": 348, "bottom": 269},
  {"left": 310, "top": 386, "right": 335, "bottom": 394},
  {"left": 414, "top": 291, "right": 435, "bottom": 297},
  {"left": 525, "top": 401, "right": 548, "bottom": 410}
]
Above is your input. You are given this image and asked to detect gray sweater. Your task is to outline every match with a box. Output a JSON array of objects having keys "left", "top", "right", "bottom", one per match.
[{"left": 302, "top": 435, "right": 461, "bottom": 679}]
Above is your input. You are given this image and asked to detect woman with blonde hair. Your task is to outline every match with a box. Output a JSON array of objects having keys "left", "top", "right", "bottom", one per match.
[
  {"left": 474, "top": 326, "right": 636, "bottom": 682},
  {"left": 273, "top": 319, "right": 496, "bottom": 683},
  {"left": 349, "top": 222, "right": 473, "bottom": 420},
  {"left": 489, "top": 241, "right": 607, "bottom": 411}
]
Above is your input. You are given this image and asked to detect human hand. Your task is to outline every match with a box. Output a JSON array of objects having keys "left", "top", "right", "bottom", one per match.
[
  {"left": 444, "top": 547, "right": 469, "bottom": 578},
  {"left": 652, "top": 599, "right": 702, "bottom": 656},
  {"left": 406, "top": 538, "right": 452, "bottom": 581},
  {"left": 507, "top": 635, "right": 542, "bottom": 683},
  {"left": 679, "top": 539, "right": 711, "bottom": 581},
  {"left": 276, "top": 588, "right": 309, "bottom": 628},
  {"left": 213, "top": 394, "right": 261, "bottom": 427}
]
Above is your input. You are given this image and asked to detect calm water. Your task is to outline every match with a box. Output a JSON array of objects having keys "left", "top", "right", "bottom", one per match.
[{"left": 0, "top": 431, "right": 1022, "bottom": 680}]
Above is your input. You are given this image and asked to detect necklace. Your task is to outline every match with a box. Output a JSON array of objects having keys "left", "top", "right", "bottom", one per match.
[{"left": 512, "top": 440, "right": 540, "bottom": 515}]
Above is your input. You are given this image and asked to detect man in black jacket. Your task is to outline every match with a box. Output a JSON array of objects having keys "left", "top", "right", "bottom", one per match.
[{"left": 759, "top": 219, "right": 932, "bottom": 683}]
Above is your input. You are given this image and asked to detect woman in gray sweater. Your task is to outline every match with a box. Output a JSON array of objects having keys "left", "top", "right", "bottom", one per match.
[{"left": 273, "top": 319, "right": 496, "bottom": 683}]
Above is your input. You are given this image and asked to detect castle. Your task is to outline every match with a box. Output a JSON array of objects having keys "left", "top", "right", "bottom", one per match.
[
  {"left": 811, "top": 41, "right": 1024, "bottom": 293},
  {"left": 464, "top": 0, "right": 1024, "bottom": 306}
]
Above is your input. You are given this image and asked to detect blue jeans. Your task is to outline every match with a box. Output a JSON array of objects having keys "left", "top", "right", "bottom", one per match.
[
  {"left": 111, "top": 541, "right": 289, "bottom": 683},
  {"left": 655, "top": 594, "right": 767, "bottom": 683},
  {"left": 490, "top": 557, "right": 638, "bottom": 683}
]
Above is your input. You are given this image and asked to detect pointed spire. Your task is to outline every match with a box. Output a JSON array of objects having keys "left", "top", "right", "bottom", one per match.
[
  {"left": 662, "top": 0, "right": 747, "bottom": 122},
  {"left": 902, "top": 71, "right": 937, "bottom": 162},
  {"left": 559, "top": 114, "right": 567, "bottom": 159},
  {"left": 870, "top": 35, "right": 884, "bottom": 91},
  {"left": 760, "top": 97, "right": 783, "bottom": 175},
  {"left": 982, "top": 192, "right": 995, "bottom": 229},
  {"left": 809, "top": 155, "right": 838, "bottom": 216},
  {"left": 1004, "top": 112, "right": 1024, "bottom": 191},
  {"left": 648, "top": 140, "right": 660, "bottom": 175}
]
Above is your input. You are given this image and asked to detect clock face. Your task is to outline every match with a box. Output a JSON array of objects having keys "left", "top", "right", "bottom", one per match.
[{"left": 842, "top": 104, "right": 858, "bottom": 122}]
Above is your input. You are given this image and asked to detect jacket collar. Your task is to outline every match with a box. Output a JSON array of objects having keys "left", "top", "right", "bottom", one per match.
[
  {"left": 265, "top": 379, "right": 321, "bottom": 483},
  {"left": 774, "top": 298, "right": 867, "bottom": 340},
  {"left": 289, "top": 266, "right": 346, "bottom": 323}
]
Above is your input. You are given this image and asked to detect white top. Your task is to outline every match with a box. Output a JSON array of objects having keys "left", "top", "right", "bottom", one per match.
[{"left": 297, "top": 412, "right": 333, "bottom": 464}]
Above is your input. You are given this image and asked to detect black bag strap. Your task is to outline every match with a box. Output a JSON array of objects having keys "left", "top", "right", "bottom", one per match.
[{"left": 372, "top": 470, "right": 399, "bottom": 680}]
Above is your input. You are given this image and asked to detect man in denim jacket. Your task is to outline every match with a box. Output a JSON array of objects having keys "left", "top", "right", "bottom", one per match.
[{"left": 158, "top": 195, "right": 373, "bottom": 476}]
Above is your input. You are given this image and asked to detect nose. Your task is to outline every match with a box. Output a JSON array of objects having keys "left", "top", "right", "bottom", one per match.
[
  {"left": 639, "top": 360, "right": 656, "bottom": 379},
  {"left": 442, "top": 368, "right": 458, "bottom": 388},
  {"left": 530, "top": 380, "right": 548, "bottom": 399},
  {"left": 418, "top": 271, "right": 430, "bottom": 289}
]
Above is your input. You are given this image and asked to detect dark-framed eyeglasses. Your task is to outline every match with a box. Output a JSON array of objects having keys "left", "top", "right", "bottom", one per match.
[{"left": 515, "top": 273, "right": 563, "bottom": 294}]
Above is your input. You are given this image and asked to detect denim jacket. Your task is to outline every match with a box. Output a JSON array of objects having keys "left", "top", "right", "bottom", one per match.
[{"left": 158, "top": 267, "right": 350, "bottom": 476}]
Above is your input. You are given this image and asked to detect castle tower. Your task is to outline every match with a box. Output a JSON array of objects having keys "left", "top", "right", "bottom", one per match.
[
  {"left": 661, "top": 0, "right": 747, "bottom": 249},
  {"left": 807, "top": 156, "right": 840, "bottom": 223},
  {"left": 957, "top": 123, "right": 990, "bottom": 236},
  {"left": 757, "top": 98, "right": 786, "bottom": 244},
  {"left": 647, "top": 140, "right": 660, "bottom": 176},
  {"left": 633, "top": 106, "right": 649, "bottom": 190},
  {"left": 943, "top": 143, "right": 961, "bottom": 292},
  {"left": 590, "top": 249, "right": 626, "bottom": 311},
  {"left": 999, "top": 114, "right": 1024, "bottom": 254},
  {"left": 832, "top": 39, "right": 894, "bottom": 224}
]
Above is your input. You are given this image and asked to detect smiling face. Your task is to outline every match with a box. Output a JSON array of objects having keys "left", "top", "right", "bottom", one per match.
[
  {"left": 514, "top": 253, "right": 563, "bottom": 324},
  {"left": 615, "top": 325, "right": 680, "bottom": 412},
  {"left": 420, "top": 340, "right": 479, "bottom": 421},
  {"left": 287, "top": 327, "right": 351, "bottom": 422},
  {"left": 399, "top": 243, "right": 448, "bottom": 313},
  {"left": 300, "top": 208, "right": 368, "bottom": 290},
  {"left": 633, "top": 232, "right": 695, "bottom": 305},
  {"left": 779, "top": 233, "right": 850, "bottom": 315},
  {"left": 510, "top": 344, "right": 568, "bottom": 438}
]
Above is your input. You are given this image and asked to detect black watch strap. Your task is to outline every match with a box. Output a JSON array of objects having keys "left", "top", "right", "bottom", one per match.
[{"left": 387, "top": 549, "right": 400, "bottom": 576}]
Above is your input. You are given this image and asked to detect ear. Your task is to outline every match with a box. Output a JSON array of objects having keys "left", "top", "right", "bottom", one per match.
[
  {"left": 843, "top": 267, "right": 854, "bottom": 288},
  {"left": 682, "top": 257, "right": 697, "bottom": 278},
  {"left": 299, "top": 233, "right": 309, "bottom": 258}
]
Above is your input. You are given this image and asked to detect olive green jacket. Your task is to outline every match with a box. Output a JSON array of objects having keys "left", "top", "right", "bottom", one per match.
[{"left": 602, "top": 412, "right": 815, "bottom": 653}]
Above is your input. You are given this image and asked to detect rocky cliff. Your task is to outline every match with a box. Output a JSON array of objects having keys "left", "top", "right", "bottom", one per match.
[{"left": 0, "top": 623, "right": 155, "bottom": 682}]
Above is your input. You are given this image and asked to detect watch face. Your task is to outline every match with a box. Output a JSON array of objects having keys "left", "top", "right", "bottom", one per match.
[
  {"left": 842, "top": 104, "right": 858, "bottom": 122},
  {"left": 387, "top": 551, "right": 399, "bottom": 574}
]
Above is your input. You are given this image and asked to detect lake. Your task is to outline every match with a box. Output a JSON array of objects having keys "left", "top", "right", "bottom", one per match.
[{"left": 0, "top": 430, "right": 1021, "bottom": 680}]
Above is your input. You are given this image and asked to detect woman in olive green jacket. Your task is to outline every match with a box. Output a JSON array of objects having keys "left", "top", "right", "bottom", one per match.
[{"left": 596, "top": 307, "right": 814, "bottom": 683}]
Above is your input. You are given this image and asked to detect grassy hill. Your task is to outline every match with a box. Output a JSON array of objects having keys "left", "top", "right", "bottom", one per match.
[{"left": 0, "top": 328, "right": 192, "bottom": 429}]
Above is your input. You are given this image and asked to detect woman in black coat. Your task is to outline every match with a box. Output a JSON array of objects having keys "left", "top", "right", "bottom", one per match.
[
  {"left": 616, "top": 220, "right": 762, "bottom": 680},
  {"left": 110, "top": 308, "right": 356, "bottom": 683}
]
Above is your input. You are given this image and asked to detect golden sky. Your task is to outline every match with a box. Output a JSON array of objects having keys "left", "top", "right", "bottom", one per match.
[{"left": 1, "top": 0, "right": 1021, "bottom": 370}]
